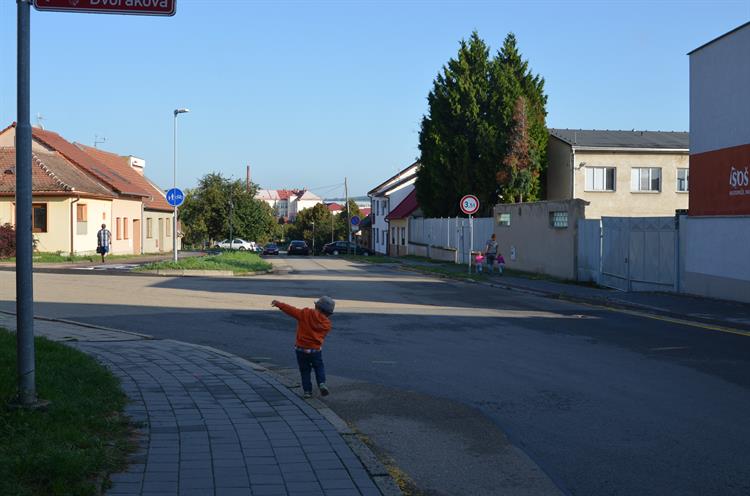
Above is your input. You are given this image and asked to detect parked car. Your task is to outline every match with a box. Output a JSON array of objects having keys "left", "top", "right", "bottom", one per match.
[
  {"left": 214, "top": 238, "right": 257, "bottom": 251},
  {"left": 287, "top": 240, "right": 310, "bottom": 256},
  {"left": 322, "top": 241, "right": 372, "bottom": 256},
  {"left": 262, "top": 243, "right": 279, "bottom": 255}
]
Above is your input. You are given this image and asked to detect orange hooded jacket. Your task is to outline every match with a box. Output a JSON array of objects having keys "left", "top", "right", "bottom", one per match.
[{"left": 276, "top": 302, "right": 332, "bottom": 350}]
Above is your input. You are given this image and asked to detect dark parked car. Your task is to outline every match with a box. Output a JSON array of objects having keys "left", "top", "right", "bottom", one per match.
[
  {"left": 287, "top": 240, "right": 310, "bottom": 256},
  {"left": 262, "top": 243, "right": 279, "bottom": 255},
  {"left": 322, "top": 241, "right": 372, "bottom": 256}
]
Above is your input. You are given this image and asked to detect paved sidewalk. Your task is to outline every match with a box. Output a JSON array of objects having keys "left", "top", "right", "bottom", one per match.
[{"left": 0, "top": 312, "right": 393, "bottom": 496}]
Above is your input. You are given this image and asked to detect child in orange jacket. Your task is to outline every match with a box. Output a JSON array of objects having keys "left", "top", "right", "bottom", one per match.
[{"left": 271, "top": 296, "right": 335, "bottom": 399}]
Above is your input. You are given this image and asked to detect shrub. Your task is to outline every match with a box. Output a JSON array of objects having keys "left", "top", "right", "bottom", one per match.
[{"left": 0, "top": 224, "right": 15, "bottom": 258}]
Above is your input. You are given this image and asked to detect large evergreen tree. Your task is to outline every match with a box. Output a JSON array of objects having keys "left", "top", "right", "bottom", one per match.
[{"left": 416, "top": 32, "right": 547, "bottom": 216}]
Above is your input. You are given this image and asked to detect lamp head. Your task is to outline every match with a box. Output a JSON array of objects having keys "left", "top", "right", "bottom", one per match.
[{"left": 174, "top": 108, "right": 190, "bottom": 116}]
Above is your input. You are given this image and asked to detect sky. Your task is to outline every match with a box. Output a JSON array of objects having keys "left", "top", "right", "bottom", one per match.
[{"left": 1, "top": 1, "right": 748, "bottom": 198}]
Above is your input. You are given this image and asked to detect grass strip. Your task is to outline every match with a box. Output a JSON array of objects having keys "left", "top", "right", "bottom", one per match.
[
  {"left": 0, "top": 329, "right": 133, "bottom": 496},
  {"left": 1, "top": 252, "right": 164, "bottom": 264},
  {"left": 137, "top": 250, "right": 272, "bottom": 274}
]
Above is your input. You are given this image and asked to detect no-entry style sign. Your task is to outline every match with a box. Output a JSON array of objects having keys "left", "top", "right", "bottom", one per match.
[
  {"left": 460, "top": 195, "right": 480, "bottom": 215},
  {"left": 33, "top": 0, "right": 176, "bottom": 16}
]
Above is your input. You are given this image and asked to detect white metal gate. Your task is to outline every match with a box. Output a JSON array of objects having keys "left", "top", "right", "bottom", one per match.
[
  {"left": 600, "top": 217, "right": 677, "bottom": 292},
  {"left": 577, "top": 219, "right": 602, "bottom": 284}
]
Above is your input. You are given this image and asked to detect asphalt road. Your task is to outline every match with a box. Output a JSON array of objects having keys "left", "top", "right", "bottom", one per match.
[{"left": 1, "top": 258, "right": 749, "bottom": 495}]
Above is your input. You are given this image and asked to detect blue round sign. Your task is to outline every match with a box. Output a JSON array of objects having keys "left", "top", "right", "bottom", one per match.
[
  {"left": 351, "top": 215, "right": 360, "bottom": 226},
  {"left": 166, "top": 188, "right": 185, "bottom": 207}
]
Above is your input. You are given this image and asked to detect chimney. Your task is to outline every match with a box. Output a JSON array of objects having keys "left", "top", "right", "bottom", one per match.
[{"left": 128, "top": 156, "right": 145, "bottom": 176}]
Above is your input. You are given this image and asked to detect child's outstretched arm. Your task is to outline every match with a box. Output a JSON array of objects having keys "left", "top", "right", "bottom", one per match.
[{"left": 271, "top": 300, "right": 303, "bottom": 320}]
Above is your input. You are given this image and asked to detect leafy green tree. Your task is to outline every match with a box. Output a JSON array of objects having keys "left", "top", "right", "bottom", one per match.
[
  {"left": 416, "top": 31, "right": 547, "bottom": 216},
  {"left": 287, "top": 204, "right": 335, "bottom": 253},
  {"left": 180, "top": 173, "right": 277, "bottom": 247},
  {"left": 334, "top": 200, "right": 361, "bottom": 241}
]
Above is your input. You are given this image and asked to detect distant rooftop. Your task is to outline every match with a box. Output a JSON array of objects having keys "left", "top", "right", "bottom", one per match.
[{"left": 549, "top": 129, "right": 689, "bottom": 150}]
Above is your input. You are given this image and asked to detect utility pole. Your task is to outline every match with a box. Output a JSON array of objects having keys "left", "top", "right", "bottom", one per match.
[
  {"left": 344, "top": 177, "right": 350, "bottom": 254},
  {"left": 15, "top": 0, "right": 37, "bottom": 408}
]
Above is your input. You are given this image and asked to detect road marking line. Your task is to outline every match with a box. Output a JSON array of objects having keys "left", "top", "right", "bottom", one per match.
[
  {"left": 649, "top": 346, "right": 690, "bottom": 351},
  {"left": 576, "top": 301, "right": 750, "bottom": 338}
]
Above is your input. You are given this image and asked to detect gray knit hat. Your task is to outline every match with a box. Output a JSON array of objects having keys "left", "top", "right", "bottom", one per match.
[{"left": 315, "top": 296, "right": 335, "bottom": 315}]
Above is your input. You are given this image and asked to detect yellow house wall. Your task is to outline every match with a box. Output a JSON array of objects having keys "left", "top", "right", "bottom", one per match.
[
  {"left": 573, "top": 151, "right": 689, "bottom": 218},
  {"left": 142, "top": 210, "right": 175, "bottom": 253},
  {"left": 110, "top": 198, "right": 142, "bottom": 255},
  {"left": 72, "top": 198, "right": 112, "bottom": 255}
]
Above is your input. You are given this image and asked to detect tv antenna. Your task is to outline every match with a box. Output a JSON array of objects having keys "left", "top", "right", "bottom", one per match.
[
  {"left": 94, "top": 134, "right": 107, "bottom": 148},
  {"left": 35, "top": 113, "right": 45, "bottom": 130}
]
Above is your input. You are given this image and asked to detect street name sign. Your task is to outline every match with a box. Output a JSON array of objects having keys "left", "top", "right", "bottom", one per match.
[
  {"left": 33, "top": 0, "right": 176, "bottom": 16},
  {"left": 460, "top": 195, "right": 480, "bottom": 215},
  {"left": 166, "top": 188, "right": 184, "bottom": 207}
]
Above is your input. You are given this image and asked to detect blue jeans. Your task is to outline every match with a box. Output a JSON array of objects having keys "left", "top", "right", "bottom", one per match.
[{"left": 296, "top": 349, "right": 326, "bottom": 393}]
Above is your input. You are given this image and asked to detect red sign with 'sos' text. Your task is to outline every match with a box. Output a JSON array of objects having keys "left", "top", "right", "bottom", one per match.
[{"left": 34, "top": 0, "right": 175, "bottom": 16}]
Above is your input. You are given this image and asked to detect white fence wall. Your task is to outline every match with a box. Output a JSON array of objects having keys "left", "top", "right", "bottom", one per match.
[{"left": 409, "top": 217, "right": 495, "bottom": 264}]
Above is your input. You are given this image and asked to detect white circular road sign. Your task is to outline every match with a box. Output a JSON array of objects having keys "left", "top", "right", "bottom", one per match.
[{"left": 460, "top": 195, "right": 480, "bottom": 215}]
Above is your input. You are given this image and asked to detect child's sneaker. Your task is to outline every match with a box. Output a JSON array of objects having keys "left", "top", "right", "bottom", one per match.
[
  {"left": 318, "top": 383, "right": 330, "bottom": 397},
  {"left": 303, "top": 391, "right": 313, "bottom": 399}
]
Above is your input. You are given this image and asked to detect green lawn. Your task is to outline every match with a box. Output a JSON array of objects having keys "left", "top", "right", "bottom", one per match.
[
  {"left": 1, "top": 252, "right": 165, "bottom": 264},
  {"left": 138, "top": 250, "right": 272, "bottom": 274},
  {"left": 0, "top": 329, "right": 133, "bottom": 496}
]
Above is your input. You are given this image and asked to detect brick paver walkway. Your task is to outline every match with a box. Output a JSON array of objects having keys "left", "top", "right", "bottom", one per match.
[{"left": 0, "top": 312, "right": 386, "bottom": 496}]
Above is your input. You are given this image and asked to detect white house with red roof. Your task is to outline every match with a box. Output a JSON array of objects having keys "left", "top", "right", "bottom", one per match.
[
  {"left": 367, "top": 161, "right": 420, "bottom": 254},
  {"left": 256, "top": 188, "right": 322, "bottom": 221},
  {"left": 0, "top": 123, "right": 176, "bottom": 255}
]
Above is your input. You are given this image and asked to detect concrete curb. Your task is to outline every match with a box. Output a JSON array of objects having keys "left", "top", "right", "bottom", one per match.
[
  {"left": 0, "top": 310, "right": 154, "bottom": 340},
  {"left": 139, "top": 268, "right": 274, "bottom": 277}
]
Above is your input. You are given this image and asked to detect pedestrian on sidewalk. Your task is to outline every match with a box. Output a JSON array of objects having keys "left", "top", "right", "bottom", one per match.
[
  {"left": 271, "top": 296, "right": 335, "bottom": 399},
  {"left": 474, "top": 252, "right": 485, "bottom": 273},
  {"left": 484, "top": 233, "right": 499, "bottom": 273},
  {"left": 96, "top": 223, "right": 112, "bottom": 263}
]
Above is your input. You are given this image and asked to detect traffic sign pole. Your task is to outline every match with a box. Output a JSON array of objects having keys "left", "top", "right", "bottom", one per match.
[
  {"left": 459, "top": 195, "right": 479, "bottom": 272},
  {"left": 15, "top": 0, "right": 37, "bottom": 408}
]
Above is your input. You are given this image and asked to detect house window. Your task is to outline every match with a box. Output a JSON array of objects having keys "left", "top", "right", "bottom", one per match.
[
  {"left": 76, "top": 204, "right": 87, "bottom": 235},
  {"left": 496, "top": 212, "right": 511, "bottom": 226},
  {"left": 123, "top": 218, "right": 129, "bottom": 239},
  {"left": 631, "top": 168, "right": 661, "bottom": 192},
  {"left": 677, "top": 168, "right": 689, "bottom": 192},
  {"left": 116, "top": 218, "right": 121, "bottom": 240},
  {"left": 32, "top": 203, "right": 47, "bottom": 233},
  {"left": 549, "top": 211, "right": 569, "bottom": 229},
  {"left": 400, "top": 227, "right": 405, "bottom": 246},
  {"left": 146, "top": 218, "right": 153, "bottom": 239},
  {"left": 166, "top": 218, "right": 171, "bottom": 237},
  {"left": 585, "top": 167, "right": 616, "bottom": 191}
]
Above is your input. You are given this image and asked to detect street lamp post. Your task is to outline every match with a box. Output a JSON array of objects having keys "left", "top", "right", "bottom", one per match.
[
  {"left": 172, "top": 108, "right": 190, "bottom": 262},
  {"left": 311, "top": 221, "right": 315, "bottom": 255}
]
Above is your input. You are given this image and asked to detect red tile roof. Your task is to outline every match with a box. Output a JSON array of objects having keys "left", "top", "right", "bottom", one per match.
[
  {"left": 360, "top": 207, "right": 371, "bottom": 217},
  {"left": 327, "top": 203, "right": 343, "bottom": 212},
  {"left": 386, "top": 189, "right": 418, "bottom": 220},
  {"left": 0, "top": 147, "right": 114, "bottom": 198},
  {"left": 31, "top": 127, "right": 151, "bottom": 198},
  {"left": 76, "top": 144, "right": 172, "bottom": 211}
]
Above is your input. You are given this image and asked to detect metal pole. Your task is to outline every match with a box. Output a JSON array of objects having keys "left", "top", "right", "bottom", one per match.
[
  {"left": 172, "top": 113, "right": 178, "bottom": 262},
  {"left": 16, "top": 0, "right": 36, "bottom": 406},
  {"left": 345, "top": 177, "right": 350, "bottom": 254},
  {"left": 468, "top": 214, "right": 473, "bottom": 274},
  {"left": 312, "top": 222, "right": 315, "bottom": 254}
]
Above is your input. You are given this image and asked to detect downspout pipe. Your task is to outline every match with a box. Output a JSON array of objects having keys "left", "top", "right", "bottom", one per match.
[
  {"left": 70, "top": 197, "right": 79, "bottom": 256},
  {"left": 571, "top": 146, "right": 576, "bottom": 199}
]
